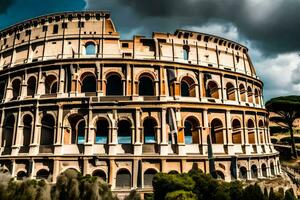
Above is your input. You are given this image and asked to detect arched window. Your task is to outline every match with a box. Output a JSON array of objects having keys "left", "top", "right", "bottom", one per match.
[
  {"left": 251, "top": 165, "right": 258, "bottom": 179},
  {"left": 254, "top": 89, "right": 260, "bottom": 105},
  {"left": 139, "top": 75, "right": 154, "bottom": 96},
  {"left": 116, "top": 169, "right": 131, "bottom": 188},
  {"left": 184, "top": 117, "right": 199, "bottom": 144},
  {"left": 92, "top": 170, "right": 106, "bottom": 181},
  {"left": 3, "top": 115, "right": 15, "bottom": 147},
  {"left": 247, "top": 119, "right": 255, "bottom": 144},
  {"left": 210, "top": 119, "right": 223, "bottom": 144},
  {"left": 95, "top": 118, "right": 109, "bottom": 144},
  {"left": 206, "top": 81, "right": 219, "bottom": 99},
  {"left": 258, "top": 120, "right": 264, "bottom": 143},
  {"left": 270, "top": 162, "right": 275, "bottom": 176},
  {"left": 81, "top": 73, "right": 96, "bottom": 93},
  {"left": 247, "top": 86, "right": 253, "bottom": 103},
  {"left": 216, "top": 170, "right": 225, "bottom": 180},
  {"left": 118, "top": 120, "right": 131, "bottom": 144},
  {"left": 67, "top": 115, "right": 85, "bottom": 144},
  {"left": 77, "top": 120, "right": 85, "bottom": 144},
  {"left": 144, "top": 169, "right": 157, "bottom": 187},
  {"left": 106, "top": 74, "right": 123, "bottom": 96},
  {"left": 27, "top": 76, "right": 36, "bottom": 97},
  {"left": 239, "top": 84, "right": 246, "bottom": 102},
  {"left": 45, "top": 75, "right": 57, "bottom": 94},
  {"left": 36, "top": 169, "right": 50, "bottom": 180},
  {"left": 239, "top": 166, "right": 247, "bottom": 179},
  {"left": 0, "top": 82, "right": 5, "bottom": 100},
  {"left": 181, "top": 76, "right": 196, "bottom": 97},
  {"left": 226, "top": 82, "right": 235, "bottom": 101},
  {"left": 143, "top": 118, "right": 157, "bottom": 143},
  {"left": 16, "top": 171, "right": 27, "bottom": 180},
  {"left": 40, "top": 114, "right": 55, "bottom": 145},
  {"left": 261, "top": 163, "right": 267, "bottom": 177},
  {"left": 183, "top": 45, "right": 189, "bottom": 60},
  {"left": 168, "top": 170, "right": 179, "bottom": 174},
  {"left": 232, "top": 119, "right": 242, "bottom": 144},
  {"left": 22, "top": 114, "right": 32, "bottom": 147},
  {"left": 85, "top": 42, "right": 96, "bottom": 55},
  {"left": 12, "top": 79, "right": 21, "bottom": 100}
]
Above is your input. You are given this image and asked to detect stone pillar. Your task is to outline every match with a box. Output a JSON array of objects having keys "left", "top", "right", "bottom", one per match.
[
  {"left": 132, "top": 159, "right": 139, "bottom": 188},
  {"left": 5, "top": 75, "right": 12, "bottom": 101},
  {"left": 11, "top": 110, "right": 21, "bottom": 156},
  {"left": 134, "top": 109, "right": 142, "bottom": 155},
  {"left": 243, "top": 112, "right": 251, "bottom": 155},
  {"left": 160, "top": 108, "right": 168, "bottom": 155},
  {"left": 108, "top": 111, "right": 118, "bottom": 155},
  {"left": 109, "top": 159, "right": 115, "bottom": 189},
  {"left": 226, "top": 110, "right": 234, "bottom": 155},
  {"left": 30, "top": 104, "right": 40, "bottom": 155},
  {"left": 58, "top": 65, "right": 65, "bottom": 96},
  {"left": 0, "top": 110, "right": 4, "bottom": 152},
  {"left": 54, "top": 104, "right": 63, "bottom": 155},
  {"left": 52, "top": 159, "right": 60, "bottom": 183},
  {"left": 221, "top": 74, "right": 226, "bottom": 102},
  {"left": 37, "top": 68, "right": 45, "bottom": 96},
  {"left": 85, "top": 106, "right": 93, "bottom": 155},
  {"left": 202, "top": 109, "right": 209, "bottom": 155},
  {"left": 20, "top": 73, "right": 27, "bottom": 99}
]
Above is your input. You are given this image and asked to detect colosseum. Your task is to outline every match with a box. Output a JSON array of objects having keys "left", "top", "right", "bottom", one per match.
[{"left": 0, "top": 11, "right": 280, "bottom": 195}]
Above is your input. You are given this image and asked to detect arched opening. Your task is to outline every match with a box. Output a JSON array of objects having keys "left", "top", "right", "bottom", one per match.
[
  {"left": 16, "top": 171, "right": 27, "bottom": 180},
  {"left": 206, "top": 81, "right": 219, "bottom": 99},
  {"left": 85, "top": 42, "right": 96, "bottom": 55},
  {"left": 22, "top": 114, "right": 32, "bottom": 147},
  {"left": 270, "top": 162, "right": 275, "bottom": 176},
  {"left": 116, "top": 169, "right": 131, "bottom": 188},
  {"left": 95, "top": 118, "right": 109, "bottom": 144},
  {"left": 261, "top": 164, "right": 267, "bottom": 177},
  {"left": 118, "top": 120, "right": 132, "bottom": 144},
  {"left": 232, "top": 119, "right": 242, "bottom": 144},
  {"left": 0, "top": 82, "right": 5, "bottom": 100},
  {"left": 226, "top": 82, "right": 235, "bottom": 101},
  {"left": 81, "top": 73, "right": 96, "bottom": 93},
  {"left": 143, "top": 118, "right": 157, "bottom": 144},
  {"left": 67, "top": 114, "right": 86, "bottom": 144},
  {"left": 247, "top": 86, "right": 253, "bottom": 103},
  {"left": 27, "top": 76, "right": 36, "bottom": 97},
  {"left": 251, "top": 165, "right": 258, "bottom": 179},
  {"left": 12, "top": 79, "right": 21, "bottom": 100},
  {"left": 210, "top": 118, "right": 223, "bottom": 144},
  {"left": 258, "top": 120, "right": 264, "bottom": 143},
  {"left": 254, "top": 89, "right": 260, "bottom": 105},
  {"left": 144, "top": 169, "right": 157, "bottom": 187},
  {"left": 239, "top": 84, "right": 246, "bottom": 102},
  {"left": 36, "top": 169, "right": 50, "bottom": 180},
  {"left": 239, "top": 166, "right": 247, "bottom": 179},
  {"left": 92, "top": 170, "right": 106, "bottom": 181},
  {"left": 45, "top": 75, "right": 57, "bottom": 94},
  {"left": 183, "top": 45, "right": 189, "bottom": 60},
  {"left": 168, "top": 170, "right": 179, "bottom": 174},
  {"left": 139, "top": 75, "right": 155, "bottom": 96},
  {"left": 3, "top": 115, "right": 15, "bottom": 147},
  {"left": 181, "top": 76, "right": 196, "bottom": 97},
  {"left": 184, "top": 117, "right": 200, "bottom": 144},
  {"left": 106, "top": 74, "right": 123, "bottom": 96},
  {"left": 247, "top": 119, "right": 255, "bottom": 144},
  {"left": 40, "top": 114, "right": 55, "bottom": 145},
  {"left": 216, "top": 170, "right": 225, "bottom": 180}
]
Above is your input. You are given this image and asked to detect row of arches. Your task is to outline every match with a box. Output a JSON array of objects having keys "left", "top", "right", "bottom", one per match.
[
  {"left": 239, "top": 162, "right": 277, "bottom": 180},
  {"left": 1, "top": 112, "right": 268, "bottom": 150},
  {"left": 0, "top": 72, "right": 262, "bottom": 105}
]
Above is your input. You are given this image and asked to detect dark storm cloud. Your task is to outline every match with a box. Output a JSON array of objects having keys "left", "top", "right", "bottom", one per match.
[
  {"left": 0, "top": 0, "right": 15, "bottom": 13},
  {"left": 85, "top": 0, "right": 300, "bottom": 55}
]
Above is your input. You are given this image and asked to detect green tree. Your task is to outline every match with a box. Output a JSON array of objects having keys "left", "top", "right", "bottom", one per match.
[
  {"left": 242, "top": 184, "right": 265, "bottom": 200},
  {"left": 268, "top": 187, "right": 281, "bottom": 200},
  {"left": 124, "top": 190, "right": 141, "bottom": 200},
  {"left": 229, "top": 181, "right": 243, "bottom": 200},
  {"left": 284, "top": 188, "right": 296, "bottom": 200},
  {"left": 165, "top": 190, "right": 197, "bottom": 200},
  {"left": 264, "top": 187, "right": 269, "bottom": 200},
  {"left": 266, "top": 96, "right": 300, "bottom": 158}
]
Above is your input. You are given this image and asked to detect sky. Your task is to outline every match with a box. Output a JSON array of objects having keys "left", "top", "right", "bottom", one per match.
[{"left": 0, "top": 0, "right": 300, "bottom": 101}]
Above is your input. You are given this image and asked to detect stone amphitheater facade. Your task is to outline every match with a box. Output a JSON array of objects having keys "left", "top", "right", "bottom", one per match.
[{"left": 0, "top": 11, "right": 280, "bottom": 195}]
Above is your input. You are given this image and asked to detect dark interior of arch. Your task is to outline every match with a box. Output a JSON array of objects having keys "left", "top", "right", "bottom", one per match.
[
  {"left": 23, "top": 115, "right": 32, "bottom": 146},
  {"left": 144, "top": 118, "right": 156, "bottom": 143},
  {"left": 4, "top": 115, "right": 15, "bottom": 147},
  {"left": 139, "top": 76, "right": 154, "bottom": 96},
  {"left": 0, "top": 83, "right": 5, "bottom": 100},
  {"left": 27, "top": 77, "right": 36, "bottom": 97},
  {"left": 40, "top": 115, "right": 55, "bottom": 145},
  {"left": 144, "top": 169, "right": 157, "bottom": 186},
  {"left": 106, "top": 74, "right": 123, "bottom": 95},
  {"left": 36, "top": 169, "right": 50, "bottom": 179},
  {"left": 93, "top": 170, "right": 106, "bottom": 181},
  {"left": 12, "top": 79, "right": 21, "bottom": 100},
  {"left": 96, "top": 119, "right": 109, "bottom": 144},
  {"left": 81, "top": 75, "right": 96, "bottom": 93},
  {"left": 181, "top": 81, "right": 190, "bottom": 97},
  {"left": 116, "top": 169, "right": 131, "bottom": 188},
  {"left": 118, "top": 120, "right": 131, "bottom": 144}
]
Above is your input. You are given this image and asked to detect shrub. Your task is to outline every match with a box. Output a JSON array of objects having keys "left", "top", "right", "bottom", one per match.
[{"left": 165, "top": 190, "right": 197, "bottom": 200}]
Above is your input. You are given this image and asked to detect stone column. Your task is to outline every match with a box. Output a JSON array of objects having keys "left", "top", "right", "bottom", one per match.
[
  {"left": 58, "top": 65, "right": 65, "bottom": 96},
  {"left": 0, "top": 110, "right": 4, "bottom": 153},
  {"left": 226, "top": 110, "right": 234, "bottom": 155},
  {"left": 54, "top": 104, "right": 63, "bottom": 155},
  {"left": 30, "top": 104, "right": 40, "bottom": 155},
  {"left": 160, "top": 108, "right": 168, "bottom": 155},
  {"left": 37, "top": 68, "right": 45, "bottom": 96},
  {"left": 109, "top": 159, "right": 115, "bottom": 189},
  {"left": 20, "top": 73, "right": 27, "bottom": 99},
  {"left": 52, "top": 159, "right": 60, "bottom": 183},
  {"left": 85, "top": 105, "right": 93, "bottom": 155},
  {"left": 11, "top": 110, "right": 21, "bottom": 156},
  {"left": 243, "top": 112, "right": 251, "bottom": 155},
  {"left": 202, "top": 109, "right": 209, "bottom": 155},
  {"left": 134, "top": 109, "right": 142, "bottom": 155},
  {"left": 108, "top": 111, "right": 118, "bottom": 155}
]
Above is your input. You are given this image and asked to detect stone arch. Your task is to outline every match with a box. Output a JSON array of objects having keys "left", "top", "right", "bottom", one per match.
[
  {"left": 180, "top": 76, "right": 196, "bottom": 97},
  {"left": 261, "top": 163, "right": 267, "bottom": 177},
  {"left": 92, "top": 169, "right": 107, "bottom": 181},
  {"left": 95, "top": 117, "right": 109, "bottom": 144},
  {"left": 3, "top": 114, "right": 15, "bottom": 147},
  {"left": 22, "top": 114, "right": 32, "bottom": 147},
  {"left": 210, "top": 118, "right": 223, "bottom": 144},
  {"left": 184, "top": 116, "right": 200, "bottom": 144},
  {"left": 254, "top": 88, "right": 260, "bottom": 105},
  {"left": 0, "top": 82, "right": 6, "bottom": 100},
  {"left": 143, "top": 117, "right": 158, "bottom": 144},
  {"left": 138, "top": 73, "right": 155, "bottom": 96},
  {"left": 85, "top": 41, "right": 96, "bottom": 55},
  {"left": 80, "top": 71, "right": 97, "bottom": 93},
  {"left": 16, "top": 170, "right": 28, "bottom": 180},
  {"left": 206, "top": 80, "right": 219, "bottom": 99},
  {"left": 36, "top": 169, "right": 50, "bottom": 180},
  {"left": 251, "top": 165, "right": 258, "bottom": 179},
  {"left": 40, "top": 114, "right": 55, "bottom": 145},
  {"left": 45, "top": 74, "right": 58, "bottom": 94},
  {"left": 270, "top": 162, "right": 275, "bottom": 176},
  {"left": 239, "top": 84, "right": 246, "bottom": 102},
  {"left": 11, "top": 78, "right": 22, "bottom": 100},
  {"left": 247, "top": 118, "right": 255, "bottom": 144},
  {"left": 215, "top": 170, "right": 225, "bottom": 180},
  {"left": 144, "top": 168, "right": 158, "bottom": 187},
  {"left": 27, "top": 76, "right": 37, "bottom": 97},
  {"left": 247, "top": 86, "right": 253, "bottom": 103},
  {"left": 116, "top": 168, "right": 131, "bottom": 188},
  {"left": 226, "top": 82, "right": 235, "bottom": 101},
  {"left": 232, "top": 118, "right": 242, "bottom": 144},
  {"left": 239, "top": 166, "right": 247, "bottom": 179},
  {"left": 106, "top": 72, "right": 123, "bottom": 96},
  {"left": 64, "top": 113, "right": 86, "bottom": 144},
  {"left": 117, "top": 119, "right": 132, "bottom": 144}
]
